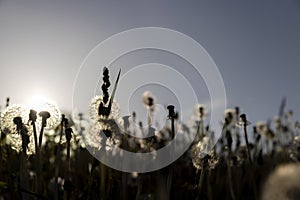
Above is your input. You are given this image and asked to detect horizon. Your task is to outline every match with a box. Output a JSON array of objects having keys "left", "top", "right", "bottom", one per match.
[{"left": 0, "top": 0, "right": 299, "bottom": 127}]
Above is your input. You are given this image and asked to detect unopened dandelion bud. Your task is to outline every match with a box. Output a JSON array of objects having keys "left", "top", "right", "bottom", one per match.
[
  {"left": 167, "top": 105, "right": 176, "bottom": 119},
  {"left": 29, "top": 109, "right": 37, "bottom": 123},
  {"left": 39, "top": 111, "right": 51, "bottom": 127}
]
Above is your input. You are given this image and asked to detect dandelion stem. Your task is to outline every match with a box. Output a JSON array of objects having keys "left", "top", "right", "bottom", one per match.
[
  {"left": 32, "top": 120, "right": 42, "bottom": 196},
  {"left": 54, "top": 117, "right": 65, "bottom": 200},
  {"left": 196, "top": 169, "right": 205, "bottom": 199},
  {"left": 135, "top": 175, "right": 143, "bottom": 200},
  {"left": 38, "top": 125, "right": 44, "bottom": 148},
  {"left": 227, "top": 157, "right": 235, "bottom": 200},
  {"left": 207, "top": 169, "right": 213, "bottom": 200},
  {"left": 100, "top": 162, "right": 106, "bottom": 199},
  {"left": 243, "top": 125, "right": 252, "bottom": 164}
]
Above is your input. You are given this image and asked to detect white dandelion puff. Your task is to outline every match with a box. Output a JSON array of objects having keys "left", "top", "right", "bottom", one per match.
[
  {"left": 194, "top": 104, "right": 207, "bottom": 120},
  {"left": 224, "top": 108, "right": 237, "bottom": 127},
  {"left": 1, "top": 104, "right": 29, "bottom": 133},
  {"left": 262, "top": 163, "right": 300, "bottom": 200},
  {"left": 89, "top": 95, "right": 120, "bottom": 121}
]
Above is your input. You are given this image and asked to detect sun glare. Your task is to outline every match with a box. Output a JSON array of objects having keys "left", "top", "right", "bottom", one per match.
[
  {"left": 26, "top": 94, "right": 62, "bottom": 128},
  {"left": 28, "top": 95, "right": 50, "bottom": 112}
]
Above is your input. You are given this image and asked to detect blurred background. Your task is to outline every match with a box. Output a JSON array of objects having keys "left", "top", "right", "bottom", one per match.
[{"left": 0, "top": 0, "right": 299, "bottom": 123}]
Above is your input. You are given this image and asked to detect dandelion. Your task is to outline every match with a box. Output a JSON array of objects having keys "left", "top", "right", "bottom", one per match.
[
  {"left": 0, "top": 105, "right": 35, "bottom": 154},
  {"left": 288, "top": 136, "right": 300, "bottom": 162},
  {"left": 90, "top": 98, "right": 122, "bottom": 144},
  {"left": 142, "top": 91, "right": 155, "bottom": 109},
  {"left": 256, "top": 120, "right": 275, "bottom": 155},
  {"left": 29, "top": 100, "right": 61, "bottom": 129},
  {"left": 191, "top": 104, "right": 207, "bottom": 142},
  {"left": 262, "top": 163, "right": 300, "bottom": 200},
  {"left": 238, "top": 114, "right": 252, "bottom": 164},
  {"left": 190, "top": 136, "right": 218, "bottom": 199},
  {"left": 194, "top": 104, "right": 207, "bottom": 120},
  {"left": 85, "top": 119, "right": 121, "bottom": 152},
  {"left": 224, "top": 108, "right": 237, "bottom": 127},
  {"left": 236, "top": 114, "right": 251, "bottom": 127},
  {"left": 1, "top": 104, "right": 29, "bottom": 133},
  {"left": 38, "top": 111, "right": 51, "bottom": 146},
  {"left": 190, "top": 137, "right": 218, "bottom": 170},
  {"left": 89, "top": 95, "right": 120, "bottom": 121},
  {"left": 142, "top": 91, "right": 156, "bottom": 128},
  {"left": 256, "top": 121, "right": 268, "bottom": 135},
  {"left": 167, "top": 105, "right": 177, "bottom": 139}
]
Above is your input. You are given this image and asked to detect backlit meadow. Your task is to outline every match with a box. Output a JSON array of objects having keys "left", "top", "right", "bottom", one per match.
[{"left": 1, "top": 67, "right": 300, "bottom": 200}]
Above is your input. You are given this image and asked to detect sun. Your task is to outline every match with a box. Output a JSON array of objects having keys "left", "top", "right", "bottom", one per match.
[
  {"left": 26, "top": 93, "right": 62, "bottom": 129},
  {"left": 28, "top": 94, "right": 50, "bottom": 112}
]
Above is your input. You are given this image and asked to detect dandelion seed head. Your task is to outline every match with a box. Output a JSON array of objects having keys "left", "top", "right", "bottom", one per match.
[
  {"left": 256, "top": 121, "right": 268, "bottom": 135},
  {"left": 194, "top": 104, "right": 207, "bottom": 120},
  {"left": 262, "top": 163, "right": 300, "bottom": 200},
  {"left": 236, "top": 114, "right": 251, "bottom": 127},
  {"left": 190, "top": 136, "right": 218, "bottom": 170},
  {"left": 142, "top": 91, "right": 156, "bottom": 108},
  {"left": 37, "top": 101, "right": 61, "bottom": 129},
  {"left": 288, "top": 136, "right": 300, "bottom": 162},
  {"left": 1, "top": 104, "right": 29, "bottom": 134},
  {"left": 224, "top": 108, "right": 236, "bottom": 127},
  {"left": 85, "top": 119, "right": 122, "bottom": 151},
  {"left": 6, "top": 125, "right": 35, "bottom": 154},
  {"left": 255, "top": 121, "right": 274, "bottom": 139},
  {"left": 89, "top": 95, "right": 120, "bottom": 121},
  {"left": 27, "top": 96, "right": 61, "bottom": 128}
]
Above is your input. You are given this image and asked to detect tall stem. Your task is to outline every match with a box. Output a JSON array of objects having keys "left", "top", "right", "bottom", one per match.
[
  {"left": 196, "top": 169, "right": 205, "bottom": 199},
  {"left": 243, "top": 125, "right": 252, "bottom": 164},
  {"left": 54, "top": 122, "right": 64, "bottom": 200},
  {"left": 227, "top": 153, "right": 235, "bottom": 200},
  {"left": 32, "top": 121, "right": 42, "bottom": 196},
  {"left": 167, "top": 118, "right": 175, "bottom": 198},
  {"left": 38, "top": 125, "right": 44, "bottom": 148}
]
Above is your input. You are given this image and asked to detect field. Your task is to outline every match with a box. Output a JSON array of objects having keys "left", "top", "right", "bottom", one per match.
[{"left": 0, "top": 68, "right": 299, "bottom": 200}]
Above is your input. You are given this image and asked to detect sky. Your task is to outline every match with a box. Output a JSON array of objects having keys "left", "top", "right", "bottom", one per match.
[{"left": 0, "top": 0, "right": 300, "bottom": 128}]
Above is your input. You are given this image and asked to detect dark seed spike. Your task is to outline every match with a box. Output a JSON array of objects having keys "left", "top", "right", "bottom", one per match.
[{"left": 101, "top": 67, "right": 111, "bottom": 104}]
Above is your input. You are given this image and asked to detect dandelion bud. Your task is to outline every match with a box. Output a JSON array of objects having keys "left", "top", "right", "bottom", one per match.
[
  {"left": 167, "top": 105, "right": 176, "bottom": 119},
  {"left": 29, "top": 109, "right": 37, "bottom": 123},
  {"left": 39, "top": 111, "right": 51, "bottom": 127},
  {"left": 237, "top": 113, "right": 251, "bottom": 127},
  {"left": 240, "top": 114, "right": 246, "bottom": 123}
]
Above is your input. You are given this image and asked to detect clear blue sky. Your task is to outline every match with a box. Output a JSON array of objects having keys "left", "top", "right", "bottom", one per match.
[{"left": 0, "top": 0, "right": 300, "bottom": 125}]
